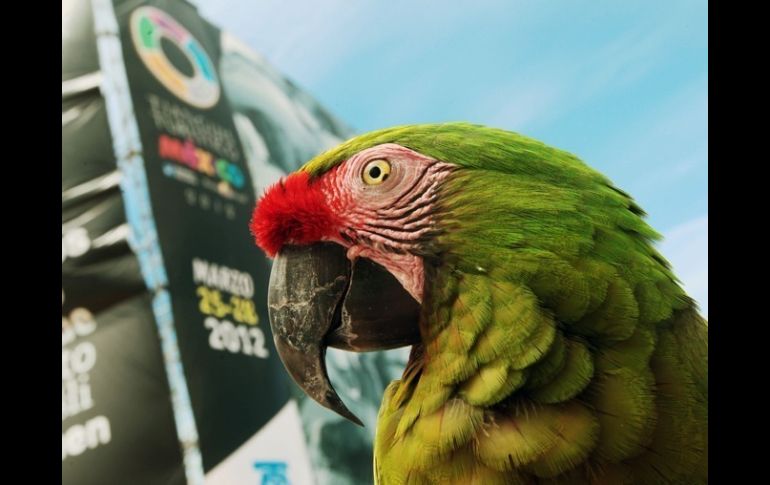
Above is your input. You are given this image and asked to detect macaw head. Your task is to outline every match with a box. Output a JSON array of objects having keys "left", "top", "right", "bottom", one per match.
[{"left": 250, "top": 122, "right": 663, "bottom": 424}]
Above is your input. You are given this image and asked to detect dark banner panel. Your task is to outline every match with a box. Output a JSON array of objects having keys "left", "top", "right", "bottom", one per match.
[
  {"left": 62, "top": 91, "right": 185, "bottom": 485},
  {"left": 62, "top": 293, "right": 186, "bottom": 485},
  {"left": 63, "top": 2, "right": 185, "bottom": 484}
]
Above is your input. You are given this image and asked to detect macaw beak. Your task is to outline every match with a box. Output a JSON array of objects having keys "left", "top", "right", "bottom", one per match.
[{"left": 267, "top": 242, "right": 421, "bottom": 426}]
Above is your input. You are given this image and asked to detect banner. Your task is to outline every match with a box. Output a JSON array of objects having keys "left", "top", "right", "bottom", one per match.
[
  {"left": 63, "top": 1, "right": 185, "bottom": 483},
  {"left": 112, "top": 1, "right": 315, "bottom": 481}
]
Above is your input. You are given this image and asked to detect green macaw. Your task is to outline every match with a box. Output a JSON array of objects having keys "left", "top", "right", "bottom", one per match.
[{"left": 250, "top": 123, "right": 708, "bottom": 484}]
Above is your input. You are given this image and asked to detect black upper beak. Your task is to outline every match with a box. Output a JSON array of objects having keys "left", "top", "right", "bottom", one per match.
[{"left": 267, "top": 243, "right": 421, "bottom": 425}]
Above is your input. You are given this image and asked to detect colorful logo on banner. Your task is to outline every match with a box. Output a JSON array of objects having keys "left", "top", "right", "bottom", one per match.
[{"left": 130, "top": 6, "right": 220, "bottom": 109}]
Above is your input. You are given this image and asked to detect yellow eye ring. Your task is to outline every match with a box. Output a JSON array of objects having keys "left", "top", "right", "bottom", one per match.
[{"left": 362, "top": 159, "right": 391, "bottom": 185}]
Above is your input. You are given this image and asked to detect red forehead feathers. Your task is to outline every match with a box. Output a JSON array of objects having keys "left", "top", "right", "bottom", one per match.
[{"left": 250, "top": 171, "right": 339, "bottom": 257}]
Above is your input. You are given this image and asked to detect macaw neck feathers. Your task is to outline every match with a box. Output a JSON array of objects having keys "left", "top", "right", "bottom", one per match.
[{"left": 373, "top": 261, "right": 707, "bottom": 484}]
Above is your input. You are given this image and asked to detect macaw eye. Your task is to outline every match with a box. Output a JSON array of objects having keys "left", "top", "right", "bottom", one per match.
[{"left": 362, "top": 159, "right": 391, "bottom": 185}]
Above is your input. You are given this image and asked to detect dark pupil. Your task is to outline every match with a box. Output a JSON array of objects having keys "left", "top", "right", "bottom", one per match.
[{"left": 369, "top": 166, "right": 382, "bottom": 179}]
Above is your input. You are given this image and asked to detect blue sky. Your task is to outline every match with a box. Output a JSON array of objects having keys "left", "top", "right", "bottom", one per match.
[{"left": 196, "top": 0, "right": 708, "bottom": 315}]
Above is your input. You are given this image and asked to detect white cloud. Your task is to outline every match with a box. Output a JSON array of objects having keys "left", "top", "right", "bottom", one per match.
[{"left": 658, "top": 214, "right": 708, "bottom": 317}]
